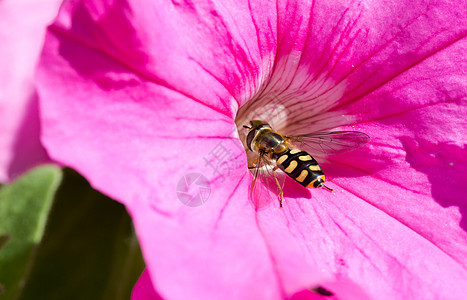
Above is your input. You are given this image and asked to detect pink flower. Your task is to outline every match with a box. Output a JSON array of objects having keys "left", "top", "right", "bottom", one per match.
[
  {"left": 36, "top": 0, "right": 467, "bottom": 299},
  {"left": 0, "top": 0, "right": 61, "bottom": 182}
]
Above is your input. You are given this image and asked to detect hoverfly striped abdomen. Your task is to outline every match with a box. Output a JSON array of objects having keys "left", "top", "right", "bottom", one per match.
[{"left": 273, "top": 148, "right": 325, "bottom": 189}]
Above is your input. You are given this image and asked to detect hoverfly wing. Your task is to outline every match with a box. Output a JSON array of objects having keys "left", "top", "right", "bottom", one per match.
[
  {"left": 286, "top": 131, "right": 369, "bottom": 155},
  {"left": 249, "top": 152, "right": 285, "bottom": 209}
]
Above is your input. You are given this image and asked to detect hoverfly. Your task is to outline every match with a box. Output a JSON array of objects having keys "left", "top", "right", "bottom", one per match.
[{"left": 243, "top": 120, "right": 369, "bottom": 208}]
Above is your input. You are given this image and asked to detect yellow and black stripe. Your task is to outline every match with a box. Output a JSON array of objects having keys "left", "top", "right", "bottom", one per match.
[{"left": 274, "top": 148, "right": 325, "bottom": 188}]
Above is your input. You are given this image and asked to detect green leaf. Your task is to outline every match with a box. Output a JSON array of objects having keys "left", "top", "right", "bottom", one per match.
[
  {"left": 0, "top": 235, "right": 10, "bottom": 250},
  {"left": 18, "top": 168, "right": 145, "bottom": 300},
  {"left": 0, "top": 167, "right": 145, "bottom": 300},
  {"left": 0, "top": 165, "right": 63, "bottom": 300}
]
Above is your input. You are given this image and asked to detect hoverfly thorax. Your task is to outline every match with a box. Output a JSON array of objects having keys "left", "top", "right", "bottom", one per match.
[{"left": 245, "top": 120, "right": 287, "bottom": 154}]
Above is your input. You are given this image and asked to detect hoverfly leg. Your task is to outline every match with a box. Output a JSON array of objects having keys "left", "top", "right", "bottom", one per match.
[
  {"left": 272, "top": 166, "right": 284, "bottom": 208},
  {"left": 247, "top": 159, "right": 258, "bottom": 170},
  {"left": 323, "top": 185, "right": 333, "bottom": 192}
]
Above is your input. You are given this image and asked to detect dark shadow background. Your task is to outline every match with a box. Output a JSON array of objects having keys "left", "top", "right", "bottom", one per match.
[{"left": 19, "top": 168, "right": 145, "bottom": 300}]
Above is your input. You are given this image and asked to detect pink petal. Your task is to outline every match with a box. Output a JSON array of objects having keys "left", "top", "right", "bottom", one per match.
[
  {"left": 132, "top": 271, "right": 332, "bottom": 300},
  {"left": 290, "top": 289, "right": 333, "bottom": 300},
  {"left": 132, "top": 270, "right": 163, "bottom": 300},
  {"left": 0, "top": 0, "right": 61, "bottom": 182},
  {"left": 313, "top": 39, "right": 467, "bottom": 297},
  {"left": 36, "top": 0, "right": 467, "bottom": 299},
  {"left": 245, "top": 0, "right": 467, "bottom": 296},
  {"left": 37, "top": 2, "right": 329, "bottom": 298}
]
